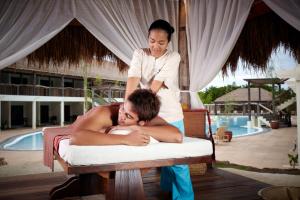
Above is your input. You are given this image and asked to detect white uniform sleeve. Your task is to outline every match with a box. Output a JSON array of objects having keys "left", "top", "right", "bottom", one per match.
[
  {"left": 153, "top": 52, "right": 181, "bottom": 84},
  {"left": 128, "top": 49, "right": 142, "bottom": 78}
]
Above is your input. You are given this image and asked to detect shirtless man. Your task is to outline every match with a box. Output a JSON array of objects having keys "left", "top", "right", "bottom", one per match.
[{"left": 70, "top": 89, "right": 182, "bottom": 146}]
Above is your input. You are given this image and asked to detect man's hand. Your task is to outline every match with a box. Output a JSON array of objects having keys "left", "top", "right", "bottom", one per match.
[{"left": 124, "top": 131, "right": 150, "bottom": 146}]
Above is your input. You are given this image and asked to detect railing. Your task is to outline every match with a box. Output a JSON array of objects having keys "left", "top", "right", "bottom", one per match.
[{"left": 0, "top": 83, "right": 84, "bottom": 97}]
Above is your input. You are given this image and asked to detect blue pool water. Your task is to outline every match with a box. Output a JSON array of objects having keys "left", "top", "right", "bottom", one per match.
[
  {"left": 208, "top": 115, "right": 263, "bottom": 137},
  {"left": 0, "top": 131, "right": 43, "bottom": 150},
  {"left": 0, "top": 116, "right": 264, "bottom": 150}
]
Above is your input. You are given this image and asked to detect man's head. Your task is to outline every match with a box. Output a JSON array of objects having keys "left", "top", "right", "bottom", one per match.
[{"left": 118, "top": 89, "right": 160, "bottom": 126}]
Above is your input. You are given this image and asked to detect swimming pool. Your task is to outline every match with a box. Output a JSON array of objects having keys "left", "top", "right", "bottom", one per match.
[
  {"left": 0, "top": 116, "right": 264, "bottom": 150},
  {"left": 208, "top": 115, "right": 263, "bottom": 137},
  {"left": 0, "top": 131, "right": 43, "bottom": 150}
]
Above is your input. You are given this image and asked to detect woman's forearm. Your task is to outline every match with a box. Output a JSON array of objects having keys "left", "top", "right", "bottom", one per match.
[
  {"left": 125, "top": 77, "right": 140, "bottom": 99},
  {"left": 140, "top": 125, "right": 183, "bottom": 143},
  {"left": 150, "top": 80, "right": 163, "bottom": 94}
]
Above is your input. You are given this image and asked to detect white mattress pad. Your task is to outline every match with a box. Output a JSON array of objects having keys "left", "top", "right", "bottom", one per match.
[{"left": 58, "top": 137, "right": 213, "bottom": 166}]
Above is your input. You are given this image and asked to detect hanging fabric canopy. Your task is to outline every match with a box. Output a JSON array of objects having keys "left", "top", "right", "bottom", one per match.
[
  {"left": 186, "top": 0, "right": 254, "bottom": 108},
  {"left": 223, "top": 0, "right": 300, "bottom": 75},
  {"left": 186, "top": 0, "right": 300, "bottom": 108},
  {"left": 0, "top": 0, "right": 178, "bottom": 70}
]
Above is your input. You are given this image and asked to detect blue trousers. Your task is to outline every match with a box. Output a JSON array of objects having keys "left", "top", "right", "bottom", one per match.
[{"left": 160, "top": 120, "right": 194, "bottom": 200}]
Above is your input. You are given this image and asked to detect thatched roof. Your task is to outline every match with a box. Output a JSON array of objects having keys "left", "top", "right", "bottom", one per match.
[
  {"left": 214, "top": 88, "right": 272, "bottom": 103},
  {"left": 222, "top": 1, "right": 300, "bottom": 75},
  {"left": 244, "top": 78, "right": 288, "bottom": 85},
  {"left": 27, "top": 19, "right": 128, "bottom": 72}
]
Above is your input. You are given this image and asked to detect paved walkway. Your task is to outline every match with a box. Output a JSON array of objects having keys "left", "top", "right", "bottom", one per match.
[{"left": 215, "top": 127, "right": 297, "bottom": 169}]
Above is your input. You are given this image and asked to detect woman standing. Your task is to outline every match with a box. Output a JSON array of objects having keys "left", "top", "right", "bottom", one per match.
[{"left": 125, "top": 19, "right": 194, "bottom": 200}]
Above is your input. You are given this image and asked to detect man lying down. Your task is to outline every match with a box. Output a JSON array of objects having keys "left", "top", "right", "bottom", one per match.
[
  {"left": 43, "top": 89, "right": 183, "bottom": 170},
  {"left": 70, "top": 89, "right": 182, "bottom": 146}
]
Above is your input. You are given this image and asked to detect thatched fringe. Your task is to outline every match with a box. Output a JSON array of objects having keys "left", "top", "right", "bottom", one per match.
[
  {"left": 223, "top": 11, "right": 300, "bottom": 76},
  {"left": 27, "top": 25, "right": 128, "bottom": 72}
]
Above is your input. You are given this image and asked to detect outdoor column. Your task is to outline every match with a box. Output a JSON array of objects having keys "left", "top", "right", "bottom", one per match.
[
  {"left": 36, "top": 102, "right": 40, "bottom": 126},
  {"left": 32, "top": 101, "right": 36, "bottom": 129},
  {"left": 60, "top": 101, "right": 64, "bottom": 126},
  {"left": 247, "top": 82, "right": 251, "bottom": 120},
  {"left": 296, "top": 73, "right": 300, "bottom": 166},
  {"left": 257, "top": 87, "right": 261, "bottom": 115},
  {"left": 214, "top": 103, "right": 217, "bottom": 115},
  {"left": 178, "top": 0, "right": 190, "bottom": 107},
  {"left": 272, "top": 83, "right": 276, "bottom": 115},
  {"left": 8, "top": 102, "right": 11, "bottom": 128},
  {"left": 0, "top": 101, "right": 1, "bottom": 133}
]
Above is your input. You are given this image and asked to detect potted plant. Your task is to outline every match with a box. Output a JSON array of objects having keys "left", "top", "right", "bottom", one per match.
[
  {"left": 288, "top": 140, "right": 298, "bottom": 169},
  {"left": 270, "top": 120, "right": 279, "bottom": 129}
]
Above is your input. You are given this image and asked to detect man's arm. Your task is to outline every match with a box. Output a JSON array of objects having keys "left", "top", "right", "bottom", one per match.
[
  {"left": 69, "top": 106, "right": 150, "bottom": 146},
  {"left": 116, "top": 116, "right": 183, "bottom": 143},
  {"left": 70, "top": 129, "right": 150, "bottom": 146}
]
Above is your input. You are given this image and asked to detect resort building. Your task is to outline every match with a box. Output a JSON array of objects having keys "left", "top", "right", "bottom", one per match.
[
  {"left": 0, "top": 58, "right": 127, "bottom": 130},
  {"left": 211, "top": 88, "right": 273, "bottom": 115}
]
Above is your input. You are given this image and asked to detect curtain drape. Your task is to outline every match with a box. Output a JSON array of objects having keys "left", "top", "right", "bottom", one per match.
[
  {"left": 185, "top": 0, "right": 253, "bottom": 108},
  {"left": 0, "top": 0, "right": 74, "bottom": 69},
  {"left": 76, "top": 0, "right": 178, "bottom": 65},
  {"left": 0, "top": 0, "right": 178, "bottom": 70},
  {"left": 263, "top": 0, "right": 300, "bottom": 31}
]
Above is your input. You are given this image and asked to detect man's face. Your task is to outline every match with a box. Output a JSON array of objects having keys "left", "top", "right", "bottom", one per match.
[{"left": 118, "top": 101, "right": 139, "bottom": 126}]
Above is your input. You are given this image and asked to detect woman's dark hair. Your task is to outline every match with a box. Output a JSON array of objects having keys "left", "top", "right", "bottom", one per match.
[
  {"left": 148, "top": 19, "right": 174, "bottom": 42},
  {"left": 127, "top": 89, "right": 161, "bottom": 122}
]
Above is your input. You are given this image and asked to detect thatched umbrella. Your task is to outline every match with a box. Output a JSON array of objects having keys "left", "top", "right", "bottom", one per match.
[{"left": 223, "top": 0, "right": 300, "bottom": 76}]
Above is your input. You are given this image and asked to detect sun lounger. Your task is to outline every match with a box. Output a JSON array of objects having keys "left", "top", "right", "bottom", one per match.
[{"left": 46, "top": 109, "right": 215, "bottom": 199}]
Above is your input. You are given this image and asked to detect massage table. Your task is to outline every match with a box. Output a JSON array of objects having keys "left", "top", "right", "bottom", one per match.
[{"left": 49, "top": 109, "right": 215, "bottom": 200}]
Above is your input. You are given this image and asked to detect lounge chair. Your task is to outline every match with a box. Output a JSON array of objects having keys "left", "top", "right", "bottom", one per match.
[{"left": 212, "top": 126, "right": 230, "bottom": 143}]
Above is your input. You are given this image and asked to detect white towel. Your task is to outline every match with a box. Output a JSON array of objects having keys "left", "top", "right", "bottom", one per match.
[{"left": 108, "top": 129, "right": 159, "bottom": 144}]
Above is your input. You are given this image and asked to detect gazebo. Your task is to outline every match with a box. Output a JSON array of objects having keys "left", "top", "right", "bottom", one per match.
[
  {"left": 213, "top": 87, "right": 273, "bottom": 116},
  {"left": 244, "top": 78, "right": 289, "bottom": 120}
]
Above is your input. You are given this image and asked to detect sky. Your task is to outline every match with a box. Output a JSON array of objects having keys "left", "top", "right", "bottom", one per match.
[{"left": 202, "top": 47, "right": 298, "bottom": 91}]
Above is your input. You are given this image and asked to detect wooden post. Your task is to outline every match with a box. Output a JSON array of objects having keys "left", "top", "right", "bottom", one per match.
[
  {"left": 32, "top": 101, "right": 36, "bottom": 129},
  {"left": 248, "top": 82, "right": 251, "bottom": 120},
  {"left": 272, "top": 83, "right": 275, "bottom": 115},
  {"left": 257, "top": 87, "right": 261, "bottom": 115},
  {"left": 178, "top": 0, "right": 190, "bottom": 108}
]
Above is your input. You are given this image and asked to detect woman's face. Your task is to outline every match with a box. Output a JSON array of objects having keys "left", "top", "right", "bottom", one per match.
[{"left": 148, "top": 29, "right": 169, "bottom": 58}]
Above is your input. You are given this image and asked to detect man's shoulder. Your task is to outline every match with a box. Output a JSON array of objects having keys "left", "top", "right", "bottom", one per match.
[{"left": 87, "top": 105, "right": 113, "bottom": 116}]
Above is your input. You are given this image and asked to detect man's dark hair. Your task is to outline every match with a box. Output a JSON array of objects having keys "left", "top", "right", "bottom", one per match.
[
  {"left": 127, "top": 89, "right": 160, "bottom": 121},
  {"left": 148, "top": 19, "right": 174, "bottom": 42}
]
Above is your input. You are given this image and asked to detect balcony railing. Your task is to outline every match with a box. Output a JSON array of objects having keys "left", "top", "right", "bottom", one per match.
[{"left": 0, "top": 83, "right": 84, "bottom": 97}]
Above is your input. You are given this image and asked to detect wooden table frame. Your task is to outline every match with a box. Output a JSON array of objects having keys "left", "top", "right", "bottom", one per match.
[
  {"left": 50, "top": 109, "right": 215, "bottom": 199},
  {"left": 52, "top": 151, "right": 214, "bottom": 200}
]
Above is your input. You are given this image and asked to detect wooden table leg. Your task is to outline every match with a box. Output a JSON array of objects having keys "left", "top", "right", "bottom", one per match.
[
  {"left": 50, "top": 174, "right": 105, "bottom": 199},
  {"left": 106, "top": 169, "right": 145, "bottom": 200}
]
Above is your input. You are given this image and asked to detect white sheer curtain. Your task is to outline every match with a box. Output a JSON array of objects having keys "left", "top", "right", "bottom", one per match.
[
  {"left": 76, "top": 0, "right": 179, "bottom": 65},
  {"left": 185, "top": 0, "right": 253, "bottom": 108},
  {"left": 0, "top": 0, "right": 74, "bottom": 69},
  {"left": 262, "top": 0, "right": 300, "bottom": 163},
  {"left": 263, "top": 0, "right": 300, "bottom": 31},
  {"left": 0, "top": 0, "right": 178, "bottom": 70}
]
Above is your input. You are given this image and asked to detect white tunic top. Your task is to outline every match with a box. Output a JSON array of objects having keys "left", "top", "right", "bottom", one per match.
[{"left": 128, "top": 48, "right": 183, "bottom": 123}]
